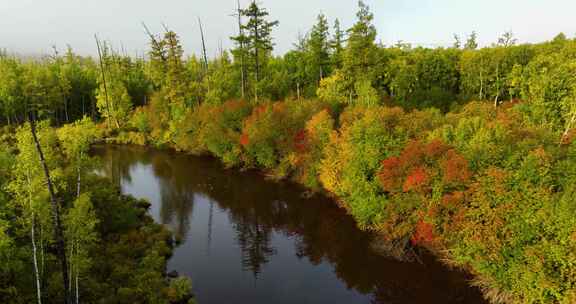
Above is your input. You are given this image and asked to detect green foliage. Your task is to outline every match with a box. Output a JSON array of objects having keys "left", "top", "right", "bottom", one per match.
[
  {"left": 241, "top": 100, "right": 327, "bottom": 175},
  {"left": 317, "top": 70, "right": 348, "bottom": 105},
  {"left": 320, "top": 106, "right": 407, "bottom": 226},
  {"left": 3, "top": 6, "right": 576, "bottom": 303}
]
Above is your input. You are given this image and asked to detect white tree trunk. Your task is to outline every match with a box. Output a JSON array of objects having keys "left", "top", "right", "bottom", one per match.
[
  {"left": 28, "top": 172, "right": 42, "bottom": 304},
  {"left": 31, "top": 215, "right": 42, "bottom": 304},
  {"left": 75, "top": 240, "right": 79, "bottom": 304}
]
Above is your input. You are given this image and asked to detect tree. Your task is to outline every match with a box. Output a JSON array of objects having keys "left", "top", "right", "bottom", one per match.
[
  {"left": 64, "top": 194, "right": 98, "bottom": 304},
  {"left": 9, "top": 121, "right": 67, "bottom": 304},
  {"left": 95, "top": 70, "right": 131, "bottom": 129},
  {"left": 497, "top": 31, "right": 517, "bottom": 47},
  {"left": 306, "top": 13, "right": 331, "bottom": 87},
  {"left": 464, "top": 31, "right": 478, "bottom": 50},
  {"left": 331, "top": 19, "right": 345, "bottom": 68},
  {"left": 94, "top": 43, "right": 132, "bottom": 128},
  {"left": 0, "top": 56, "right": 24, "bottom": 125},
  {"left": 29, "top": 117, "right": 71, "bottom": 304},
  {"left": 342, "top": 1, "right": 378, "bottom": 99},
  {"left": 341, "top": 1, "right": 379, "bottom": 98},
  {"left": 453, "top": 34, "right": 462, "bottom": 49},
  {"left": 231, "top": 1, "right": 279, "bottom": 102},
  {"left": 57, "top": 117, "right": 99, "bottom": 197}
]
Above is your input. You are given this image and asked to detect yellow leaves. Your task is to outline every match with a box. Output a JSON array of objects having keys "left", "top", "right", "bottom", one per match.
[
  {"left": 318, "top": 131, "right": 343, "bottom": 194},
  {"left": 305, "top": 109, "right": 334, "bottom": 145},
  {"left": 57, "top": 116, "right": 99, "bottom": 158},
  {"left": 316, "top": 70, "right": 347, "bottom": 104}
]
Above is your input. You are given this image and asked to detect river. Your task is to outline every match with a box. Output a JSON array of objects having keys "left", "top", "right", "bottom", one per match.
[{"left": 93, "top": 145, "right": 486, "bottom": 304}]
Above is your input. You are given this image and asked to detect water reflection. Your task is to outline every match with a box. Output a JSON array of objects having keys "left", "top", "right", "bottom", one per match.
[{"left": 93, "top": 145, "right": 486, "bottom": 304}]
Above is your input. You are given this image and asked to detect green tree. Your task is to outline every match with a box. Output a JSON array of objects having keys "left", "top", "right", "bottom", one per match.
[
  {"left": 342, "top": 1, "right": 379, "bottom": 87},
  {"left": 231, "top": 1, "right": 279, "bottom": 101},
  {"left": 305, "top": 13, "right": 331, "bottom": 89},
  {"left": 464, "top": 31, "right": 478, "bottom": 50},
  {"left": 57, "top": 117, "right": 99, "bottom": 196},
  {"left": 8, "top": 122, "right": 62, "bottom": 304},
  {"left": 64, "top": 193, "right": 99, "bottom": 304},
  {"left": 0, "top": 56, "right": 24, "bottom": 125},
  {"left": 331, "top": 19, "right": 345, "bottom": 68}
]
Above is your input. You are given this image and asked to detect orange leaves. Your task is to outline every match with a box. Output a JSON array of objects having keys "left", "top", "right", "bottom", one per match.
[
  {"left": 403, "top": 166, "right": 429, "bottom": 192},
  {"left": 293, "top": 129, "right": 309, "bottom": 153},
  {"left": 378, "top": 156, "right": 402, "bottom": 192},
  {"left": 424, "top": 139, "right": 450, "bottom": 158},
  {"left": 240, "top": 133, "right": 250, "bottom": 146},
  {"left": 378, "top": 139, "right": 470, "bottom": 194},
  {"left": 442, "top": 149, "right": 471, "bottom": 185},
  {"left": 411, "top": 220, "right": 436, "bottom": 245}
]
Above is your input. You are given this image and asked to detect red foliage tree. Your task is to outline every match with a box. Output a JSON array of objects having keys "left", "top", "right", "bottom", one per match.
[
  {"left": 411, "top": 220, "right": 436, "bottom": 245},
  {"left": 403, "top": 166, "right": 429, "bottom": 192},
  {"left": 293, "top": 129, "right": 309, "bottom": 153},
  {"left": 442, "top": 149, "right": 471, "bottom": 184},
  {"left": 240, "top": 133, "right": 250, "bottom": 146}
]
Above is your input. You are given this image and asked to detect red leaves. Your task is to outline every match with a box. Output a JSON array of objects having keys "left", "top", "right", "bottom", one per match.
[
  {"left": 424, "top": 139, "right": 450, "bottom": 158},
  {"left": 240, "top": 133, "right": 250, "bottom": 146},
  {"left": 403, "top": 166, "right": 429, "bottom": 192},
  {"left": 293, "top": 129, "right": 309, "bottom": 152},
  {"left": 411, "top": 220, "right": 436, "bottom": 245},
  {"left": 378, "top": 139, "right": 471, "bottom": 195},
  {"left": 442, "top": 149, "right": 471, "bottom": 184},
  {"left": 378, "top": 156, "right": 402, "bottom": 192}
]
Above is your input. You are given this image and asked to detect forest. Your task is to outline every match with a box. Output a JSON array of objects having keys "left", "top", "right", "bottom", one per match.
[{"left": 1, "top": 1, "right": 576, "bottom": 303}]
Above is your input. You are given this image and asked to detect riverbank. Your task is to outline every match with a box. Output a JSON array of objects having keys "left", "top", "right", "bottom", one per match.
[
  {"left": 104, "top": 99, "right": 576, "bottom": 303},
  {"left": 0, "top": 126, "right": 196, "bottom": 304},
  {"left": 93, "top": 144, "right": 487, "bottom": 303}
]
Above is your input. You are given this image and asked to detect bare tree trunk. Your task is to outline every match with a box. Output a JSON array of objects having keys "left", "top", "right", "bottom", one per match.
[
  {"left": 29, "top": 115, "right": 71, "bottom": 304},
  {"left": 237, "top": 0, "right": 246, "bottom": 99},
  {"left": 297, "top": 82, "right": 301, "bottom": 101},
  {"left": 39, "top": 221, "right": 44, "bottom": 279},
  {"left": 95, "top": 35, "right": 112, "bottom": 129},
  {"left": 75, "top": 245, "right": 79, "bottom": 304},
  {"left": 198, "top": 18, "right": 209, "bottom": 72},
  {"left": 73, "top": 239, "right": 79, "bottom": 304},
  {"left": 32, "top": 215, "right": 42, "bottom": 304},
  {"left": 494, "top": 64, "right": 500, "bottom": 107},
  {"left": 561, "top": 112, "right": 576, "bottom": 145},
  {"left": 64, "top": 99, "right": 69, "bottom": 123},
  {"left": 253, "top": 2, "right": 260, "bottom": 103},
  {"left": 27, "top": 172, "right": 42, "bottom": 304},
  {"left": 76, "top": 152, "right": 82, "bottom": 198}
]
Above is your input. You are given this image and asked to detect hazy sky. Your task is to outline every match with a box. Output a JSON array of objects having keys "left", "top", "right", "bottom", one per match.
[{"left": 1, "top": 0, "right": 575, "bottom": 58}]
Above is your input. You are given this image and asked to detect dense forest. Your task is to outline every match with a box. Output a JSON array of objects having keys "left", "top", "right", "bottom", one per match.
[{"left": 1, "top": 1, "right": 576, "bottom": 303}]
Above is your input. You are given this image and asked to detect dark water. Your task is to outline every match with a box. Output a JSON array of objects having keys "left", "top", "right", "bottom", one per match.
[{"left": 93, "top": 145, "right": 486, "bottom": 304}]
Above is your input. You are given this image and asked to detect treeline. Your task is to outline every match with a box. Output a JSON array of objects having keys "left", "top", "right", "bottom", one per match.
[
  {"left": 1, "top": 2, "right": 575, "bottom": 136},
  {"left": 1, "top": 1, "right": 576, "bottom": 303}
]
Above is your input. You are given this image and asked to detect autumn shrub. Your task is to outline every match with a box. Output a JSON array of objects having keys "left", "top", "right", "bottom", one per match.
[
  {"left": 376, "top": 139, "right": 471, "bottom": 246},
  {"left": 319, "top": 105, "right": 407, "bottom": 227},
  {"left": 240, "top": 99, "right": 328, "bottom": 176},
  {"left": 172, "top": 105, "right": 210, "bottom": 153},
  {"left": 446, "top": 149, "right": 576, "bottom": 303},
  {"left": 202, "top": 100, "right": 252, "bottom": 167},
  {"left": 291, "top": 109, "right": 335, "bottom": 189}
]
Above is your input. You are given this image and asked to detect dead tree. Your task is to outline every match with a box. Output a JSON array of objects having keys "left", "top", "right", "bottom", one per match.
[
  {"left": 29, "top": 112, "right": 71, "bottom": 304},
  {"left": 198, "top": 18, "right": 209, "bottom": 72},
  {"left": 94, "top": 35, "right": 113, "bottom": 128}
]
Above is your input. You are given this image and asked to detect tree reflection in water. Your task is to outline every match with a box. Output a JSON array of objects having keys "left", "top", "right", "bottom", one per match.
[{"left": 92, "top": 145, "right": 486, "bottom": 304}]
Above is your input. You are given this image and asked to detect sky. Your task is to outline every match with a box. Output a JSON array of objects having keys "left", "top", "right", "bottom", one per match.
[{"left": 0, "top": 0, "right": 575, "bottom": 58}]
